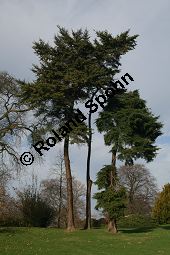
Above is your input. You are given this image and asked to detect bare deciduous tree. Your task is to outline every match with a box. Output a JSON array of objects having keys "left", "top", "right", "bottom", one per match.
[
  {"left": 41, "top": 155, "right": 85, "bottom": 228},
  {"left": 0, "top": 72, "right": 30, "bottom": 166},
  {"left": 118, "top": 164, "right": 158, "bottom": 215}
]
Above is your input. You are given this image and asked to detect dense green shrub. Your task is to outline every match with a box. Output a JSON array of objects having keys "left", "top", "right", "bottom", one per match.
[{"left": 118, "top": 214, "right": 157, "bottom": 228}]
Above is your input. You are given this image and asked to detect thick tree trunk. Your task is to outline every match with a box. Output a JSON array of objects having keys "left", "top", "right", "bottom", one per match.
[
  {"left": 111, "top": 151, "right": 117, "bottom": 184},
  {"left": 84, "top": 110, "right": 92, "bottom": 229},
  {"left": 108, "top": 219, "right": 118, "bottom": 234},
  {"left": 64, "top": 136, "right": 75, "bottom": 231},
  {"left": 109, "top": 150, "right": 118, "bottom": 233}
]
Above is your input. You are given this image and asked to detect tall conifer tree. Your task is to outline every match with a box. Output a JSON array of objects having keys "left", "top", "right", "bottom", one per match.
[{"left": 21, "top": 27, "right": 138, "bottom": 230}]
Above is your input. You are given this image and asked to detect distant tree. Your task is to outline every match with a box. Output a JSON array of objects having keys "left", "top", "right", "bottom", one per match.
[
  {"left": 118, "top": 164, "right": 158, "bottom": 215},
  {"left": 51, "top": 151, "right": 65, "bottom": 228},
  {"left": 152, "top": 184, "right": 170, "bottom": 224},
  {"left": 39, "top": 151, "right": 85, "bottom": 228},
  {"left": 0, "top": 164, "right": 11, "bottom": 188},
  {"left": 41, "top": 174, "right": 85, "bottom": 228},
  {"left": 94, "top": 165, "right": 127, "bottom": 234}
]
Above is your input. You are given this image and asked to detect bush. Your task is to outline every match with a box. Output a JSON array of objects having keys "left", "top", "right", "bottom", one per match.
[
  {"left": 0, "top": 217, "right": 25, "bottom": 227},
  {"left": 118, "top": 214, "right": 157, "bottom": 228},
  {"left": 91, "top": 218, "right": 106, "bottom": 228},
  {"left": 152, "top": 184, "right": 170, "bottom": 224},
  {"left": 18, "top": 188, "right": 55, "bottom": 227}
]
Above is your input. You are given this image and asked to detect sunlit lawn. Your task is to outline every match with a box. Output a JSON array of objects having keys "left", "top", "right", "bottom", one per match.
[{"left": 0, "top": 225, "right": 170, "bottom": 255}]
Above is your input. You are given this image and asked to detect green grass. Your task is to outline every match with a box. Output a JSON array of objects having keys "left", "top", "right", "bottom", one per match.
[{"left": 0, "top": 226, "right": 170, "bottom": 255}]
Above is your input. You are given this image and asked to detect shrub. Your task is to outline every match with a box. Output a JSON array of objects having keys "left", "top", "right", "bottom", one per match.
[
  {"left": 152, "top": 184, "right": 170, "bottom": 224},
  {"left": 118, "top": 214, "right": 157, "bottom": 228},
  {"left": 18, "top": 188, "right": 55, "bottom": 227}
]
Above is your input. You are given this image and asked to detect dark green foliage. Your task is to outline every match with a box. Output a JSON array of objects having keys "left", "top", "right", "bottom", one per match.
[
  {"left": 118, "top": 214, "right": 157, "bottom": 228},
  {"left": 152, "top": 184, "right": 170, "bottom": 224},
  {"left": 18, "top": 188, "right": 54, "bottom": 227},
  {"left": 91, "top": 218, "right": 106, "bottom": 228},
  {"left": 20, "top": 27, "right": 138, "bottom": 131},
  {"left": 19, "top": 26, "right": 138, "bottom": 230},
  {"left": 94, "top": 186, "right": 127, "bottom": 220},
  {"left": 96, "top": 90, "right": 163, "bottom": 164},
  {"left": 95, "top": 165, "right": 117, "bottom": 190},
  {"left": 94, "top": 165, "right": 127, "bottom": 221}
]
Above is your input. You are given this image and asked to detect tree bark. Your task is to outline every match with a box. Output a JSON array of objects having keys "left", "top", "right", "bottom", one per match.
[
  {"left": 57, "top": 159, "right": 63, "bottom": 228},
  {"left": 64, "top": 136, "right": 75, "bottom": 231},
  {"left": 84, "top": 109, "right": 92, "bottom": 229},
  {"left": 111, "top": 150, "right": 117, "bottom": 185},
  {"left": 109, "top": 150, "right": 118, "bottom": 234},
  {"left": 108, "top": 219, "right": 118, "bottom": 234},
  {"left": 84, "top": 88, "right": 99, "bottom": 230}
]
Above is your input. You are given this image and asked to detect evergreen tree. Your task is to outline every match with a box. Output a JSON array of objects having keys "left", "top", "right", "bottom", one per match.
[
  {"left": 94, "top": 165, "right": 127, "bottom": 233},
  {"left": 96, "top": 90, "right": 163, "bottom": 167},
  {"left": 21, "top": 27, "right": 138, "bottom": 230},
  {"left": 83, "top": 30, "right": 138, "bottom": 229},
  {"left": 95, "top": 90, "right": 162, "bottom": 232}
]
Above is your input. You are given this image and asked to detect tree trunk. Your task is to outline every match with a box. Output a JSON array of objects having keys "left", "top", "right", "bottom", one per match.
[
  {"left": 109, "top": 150, "right": 118, "bottom": 234},
  {"left": 84, "top": 109, "right": 92, "bottom": 229},
  {"left": 57, "top": 160, "right": 63, "bottom": 228},
  {"left": 64, "top": 136, "right": 75, "bottom": 231},
  {"left": 111, "top": 151, "right": 117, "bottom": 184},
  {"left": 84, "top": 89, "right": 98, "bottom": 230},
  {"left": 108, "top": 219, "right": 118, "bottom": 234}
]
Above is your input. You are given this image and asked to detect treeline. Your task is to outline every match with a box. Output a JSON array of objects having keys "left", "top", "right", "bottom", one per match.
[
  {"left": 0, "top": 27, "right": 165, "bottom": 233},
  {"left": 1, "top": 161, "right": 169, "bottom": 229}
]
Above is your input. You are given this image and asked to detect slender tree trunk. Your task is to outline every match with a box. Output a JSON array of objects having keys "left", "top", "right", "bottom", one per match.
[
  {"left": 84, "top": 110, "right": 92, "bottom": 229},
  {"left": 57, "top": 160, "right": 63, "bottom": 228},
  {"left": 108, "top": 219, "right": 118, "bottom": 234},
  {"left": 64, "top": 136, "right": 75, "bottom": 231},
  {"left": 84, "top": 88, "right": 99, "bottom": 230}
]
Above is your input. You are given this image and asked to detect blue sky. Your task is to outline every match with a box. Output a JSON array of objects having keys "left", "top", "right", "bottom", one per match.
[{"left": 0, "top": 0, "right": 170, "bottom": 212}]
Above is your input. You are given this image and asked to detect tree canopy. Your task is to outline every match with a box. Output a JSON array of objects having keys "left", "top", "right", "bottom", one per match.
[{"left": 96, "top": 90, "right": 163, "bottom": 165}]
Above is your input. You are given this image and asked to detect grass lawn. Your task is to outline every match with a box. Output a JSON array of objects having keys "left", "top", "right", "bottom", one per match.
[{"left": 0, "top": 225, "right": 170, "bottom": 255}]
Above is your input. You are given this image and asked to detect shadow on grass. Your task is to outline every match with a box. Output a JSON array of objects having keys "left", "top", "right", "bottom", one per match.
[
  {"left": 159, "top": 225, "right": 170, "bottom": 230},
  {"left": 120, "top": 226, "right": 157, "bottom": 234},
  {"left": 0, "top": 227, "right": 25, "bottom": 234}
]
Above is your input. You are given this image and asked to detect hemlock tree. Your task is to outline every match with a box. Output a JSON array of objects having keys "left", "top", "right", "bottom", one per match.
[
  {"left": 96, "top": 90, "right": 163, "bottom": 168},
  {"left": 96, "top": 90, "right": 162, "bottom": 231},
  {"left": 94, "top": 165, "right": 127, "bottom": 234},
  {"left": 152, "top": 184, "right": 170, "bottom": 224},
  {"left": 21, "top": 27, "right": 138, "bottom": 230}
]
